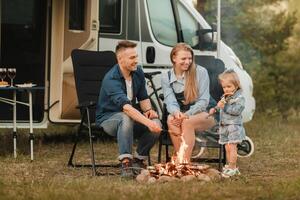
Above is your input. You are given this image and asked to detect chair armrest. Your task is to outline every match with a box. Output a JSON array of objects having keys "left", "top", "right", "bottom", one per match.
[{"left": 76, "top": 101, "right": 96, "bottom": 109}]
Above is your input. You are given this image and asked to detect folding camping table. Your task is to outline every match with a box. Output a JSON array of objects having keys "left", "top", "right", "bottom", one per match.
[{"left": 0, "top": 85, "right": 44, "bottom": 161}]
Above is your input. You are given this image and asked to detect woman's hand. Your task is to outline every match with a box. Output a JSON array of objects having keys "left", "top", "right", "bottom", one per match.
[
  {"left": 174, "top": 111, "right": 188, "bottom": 120},
  {"left": 171, "top": 111, "right": 188, "bottom": 127}
]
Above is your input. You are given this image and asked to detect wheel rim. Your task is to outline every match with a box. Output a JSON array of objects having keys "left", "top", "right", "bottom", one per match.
[{"left": 237, "top": 136, "right": 254, "bottom": 157}]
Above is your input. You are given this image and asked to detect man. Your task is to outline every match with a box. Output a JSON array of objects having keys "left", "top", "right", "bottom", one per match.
[{"left": 96, "top": 40, "right": 162, "bottom": 178}]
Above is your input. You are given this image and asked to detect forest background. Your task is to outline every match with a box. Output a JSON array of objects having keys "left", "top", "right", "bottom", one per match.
[{"left": 194, "top": 0, "right": 300, "bottom": 120}]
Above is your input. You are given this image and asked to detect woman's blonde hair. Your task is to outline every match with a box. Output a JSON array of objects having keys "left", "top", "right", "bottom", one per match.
[
  {"left": 218, "top": 69, "right": 241, "bottom": 90},
  {"left": 170, "top": 43, "right": 198, "bottom": 104}
]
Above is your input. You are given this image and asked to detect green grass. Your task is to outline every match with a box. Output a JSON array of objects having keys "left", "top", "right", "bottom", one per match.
[{"left": 0, "top": 115, "right": 300, "bottom": 200}]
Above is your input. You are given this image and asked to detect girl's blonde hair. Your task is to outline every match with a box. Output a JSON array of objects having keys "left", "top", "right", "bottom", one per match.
[
  {"left": 218, "top": 69, "right": 241, "bottom": 90},
  {"left": 170, "top": 43, "right": 198, "bottom": 104}
]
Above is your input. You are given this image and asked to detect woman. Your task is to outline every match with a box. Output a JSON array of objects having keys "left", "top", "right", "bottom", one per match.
[{"left": 161, "top": 43, "right": 215, "bottom": 163}]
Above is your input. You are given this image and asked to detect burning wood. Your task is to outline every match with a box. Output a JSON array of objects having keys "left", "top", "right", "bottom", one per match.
[{"left": 136, "top": 162, "right": 221, "bottom": 184}]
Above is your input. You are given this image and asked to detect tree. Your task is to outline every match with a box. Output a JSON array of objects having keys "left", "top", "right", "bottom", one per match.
[{"left": 197, "top": 0, "right": 299, "bottom": 119}]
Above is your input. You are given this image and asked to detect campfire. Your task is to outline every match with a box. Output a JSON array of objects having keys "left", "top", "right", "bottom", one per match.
[
  {"left": 136, "top": 133, "right": 221, "bottom": 183},
  {"left": 136, "top": 162, "right": 221, "bottom": 183}
]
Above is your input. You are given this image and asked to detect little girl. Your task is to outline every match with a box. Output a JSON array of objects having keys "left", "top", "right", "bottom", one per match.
[{"left": 209, "top": 69, "right": 246, "bottom": 177}]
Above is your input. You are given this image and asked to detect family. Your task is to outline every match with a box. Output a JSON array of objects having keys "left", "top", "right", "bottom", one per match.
[{"left": 95, "top": 40, "right": 246, "bottom": 178}]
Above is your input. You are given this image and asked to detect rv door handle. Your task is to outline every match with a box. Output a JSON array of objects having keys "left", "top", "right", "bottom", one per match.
[{"left": 146, "top": 46, "right": 155, "bottom": 64}]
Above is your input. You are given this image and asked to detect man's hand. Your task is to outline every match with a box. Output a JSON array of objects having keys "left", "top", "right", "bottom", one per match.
[
  {"left": 143, "top": 109, "right": 158, "bottom": 119},
  {"left": 147, "top": 120, "right": 162, "bottom": 134},
  {"left": 209, "top": 108, "right": 216, "bottom": 115}
]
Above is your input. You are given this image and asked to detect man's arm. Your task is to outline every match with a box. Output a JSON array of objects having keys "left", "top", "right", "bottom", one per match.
[
  {"left": 123, "top": 103, "right": 161, "bottom": 133},
  {"left": 139, "top": 99, "right": 159, "bottom": 119}
]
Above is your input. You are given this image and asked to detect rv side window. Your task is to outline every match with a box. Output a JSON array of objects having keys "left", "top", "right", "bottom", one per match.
[
  {"left": 99, "top": 0, "right": 121, "bottom": 33},
  {"left": 176, "top": 2, "right": 199, "bottom": 48},
  {"left": 146, "top": 0, "right": 177, "bottom": 46},
  {"left": 69, "top": 0, "right": 85, "bottom": 30}
]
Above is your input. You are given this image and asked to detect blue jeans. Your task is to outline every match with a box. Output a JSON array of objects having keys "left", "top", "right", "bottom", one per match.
[{"left": 100, "top": 112, "right": 161, "bottom": 161}]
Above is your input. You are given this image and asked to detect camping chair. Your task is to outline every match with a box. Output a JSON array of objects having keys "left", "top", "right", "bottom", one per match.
[
  {"left": 67, "top": 49, "right": 118, "bottom": 176},
  {"left": 157, "top": 56, "right": 226, "bottom": 170}
]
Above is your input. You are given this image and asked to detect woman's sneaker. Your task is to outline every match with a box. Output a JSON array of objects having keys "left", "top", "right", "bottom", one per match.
[{"left": 222, "top": 168, "right": 241, "bottom": 178}]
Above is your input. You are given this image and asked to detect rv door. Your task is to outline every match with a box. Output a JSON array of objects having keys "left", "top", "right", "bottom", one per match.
[{"left": 48, "top": 0, "right": 99, "bottom": 123}]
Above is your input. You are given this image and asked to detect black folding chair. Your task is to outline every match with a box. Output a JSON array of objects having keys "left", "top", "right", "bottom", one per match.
[
  {"left": 158, "top": 56, "right": 226, "bottom": 170},
  {"left": 67, "top": 49, "right": 118, "bottom": 176}
]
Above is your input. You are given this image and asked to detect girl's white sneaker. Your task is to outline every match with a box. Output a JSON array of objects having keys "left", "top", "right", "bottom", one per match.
[{"left": 222, "top": 168, "right": 241, "bottom": 178}]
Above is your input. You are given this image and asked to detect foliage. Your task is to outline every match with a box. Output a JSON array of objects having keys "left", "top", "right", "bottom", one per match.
[{"left": 199, "top": 0, "right": 299, "bottom": 119}]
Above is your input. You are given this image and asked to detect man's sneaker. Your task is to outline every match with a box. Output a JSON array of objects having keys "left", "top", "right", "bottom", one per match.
[
  {"left": 120, "top": 158, "right": 134, "bottom": 178},
  {"left": 132, "top": 158, "right": 147, "bottom": 175},
  {"left": 222, "top": 168, "right": 241, "bottom": 178}
]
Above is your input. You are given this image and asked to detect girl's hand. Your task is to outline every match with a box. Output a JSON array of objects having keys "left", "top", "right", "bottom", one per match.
[
  {"left": 217, "top": 100, "right": 225, "bottom": 109},
  {"left": 224, "top": 92, "right": 234, "bottom": 97}
]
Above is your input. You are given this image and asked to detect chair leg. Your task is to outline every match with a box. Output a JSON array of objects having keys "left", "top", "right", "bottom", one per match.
[
  {"left": 86, "top": 108, "right": 96, "bottom": 176},
  {"left": 68, "top": 136, "right": 78, "bottom": 167},
  {"left": 68, "top": 120, "right": 84, "bottom": 167},
  {"left": 158, "top": 135, "right": 163, "bottom": 163},
  {"left": 165, "top": 144, "right": 170, "bottom": 162},
  {"left": 222, "top": 145, "right": 226, "bottom": 165}
]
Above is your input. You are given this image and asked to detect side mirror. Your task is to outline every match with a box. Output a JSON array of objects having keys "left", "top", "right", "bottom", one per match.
[
  {"left": 211, "top": 23, "right": 217, "bottom": 32},
  {"left": 198, "top": 24, "right": 217, "bottom": 51}
]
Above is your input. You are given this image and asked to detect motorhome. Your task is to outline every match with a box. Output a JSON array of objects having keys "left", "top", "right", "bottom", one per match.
[{"left": 0, "top": 0, "right": 255, "bottom": 128}]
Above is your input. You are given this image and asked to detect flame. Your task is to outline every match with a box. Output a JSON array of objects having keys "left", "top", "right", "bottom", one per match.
[{"left": 176, "top": 135, "right": 189, "bottom": 164}]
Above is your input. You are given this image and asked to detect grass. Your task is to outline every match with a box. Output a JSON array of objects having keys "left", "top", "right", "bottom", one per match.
[{"left": 0, "top": 115, "right": 300, "bottom": 200}]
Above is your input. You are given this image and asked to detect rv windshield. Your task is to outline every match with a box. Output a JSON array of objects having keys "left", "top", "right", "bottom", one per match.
[
  {"left": 146, "top": 0, "right": 177, "bottom": 46},
  {"left": 147, "top": 0, "right": 199, "bottom": 48}
]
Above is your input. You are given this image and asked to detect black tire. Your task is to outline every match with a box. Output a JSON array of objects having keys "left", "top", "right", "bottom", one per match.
[{"left": 237, "top": 136, "right": 254, "bottom": 157}]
